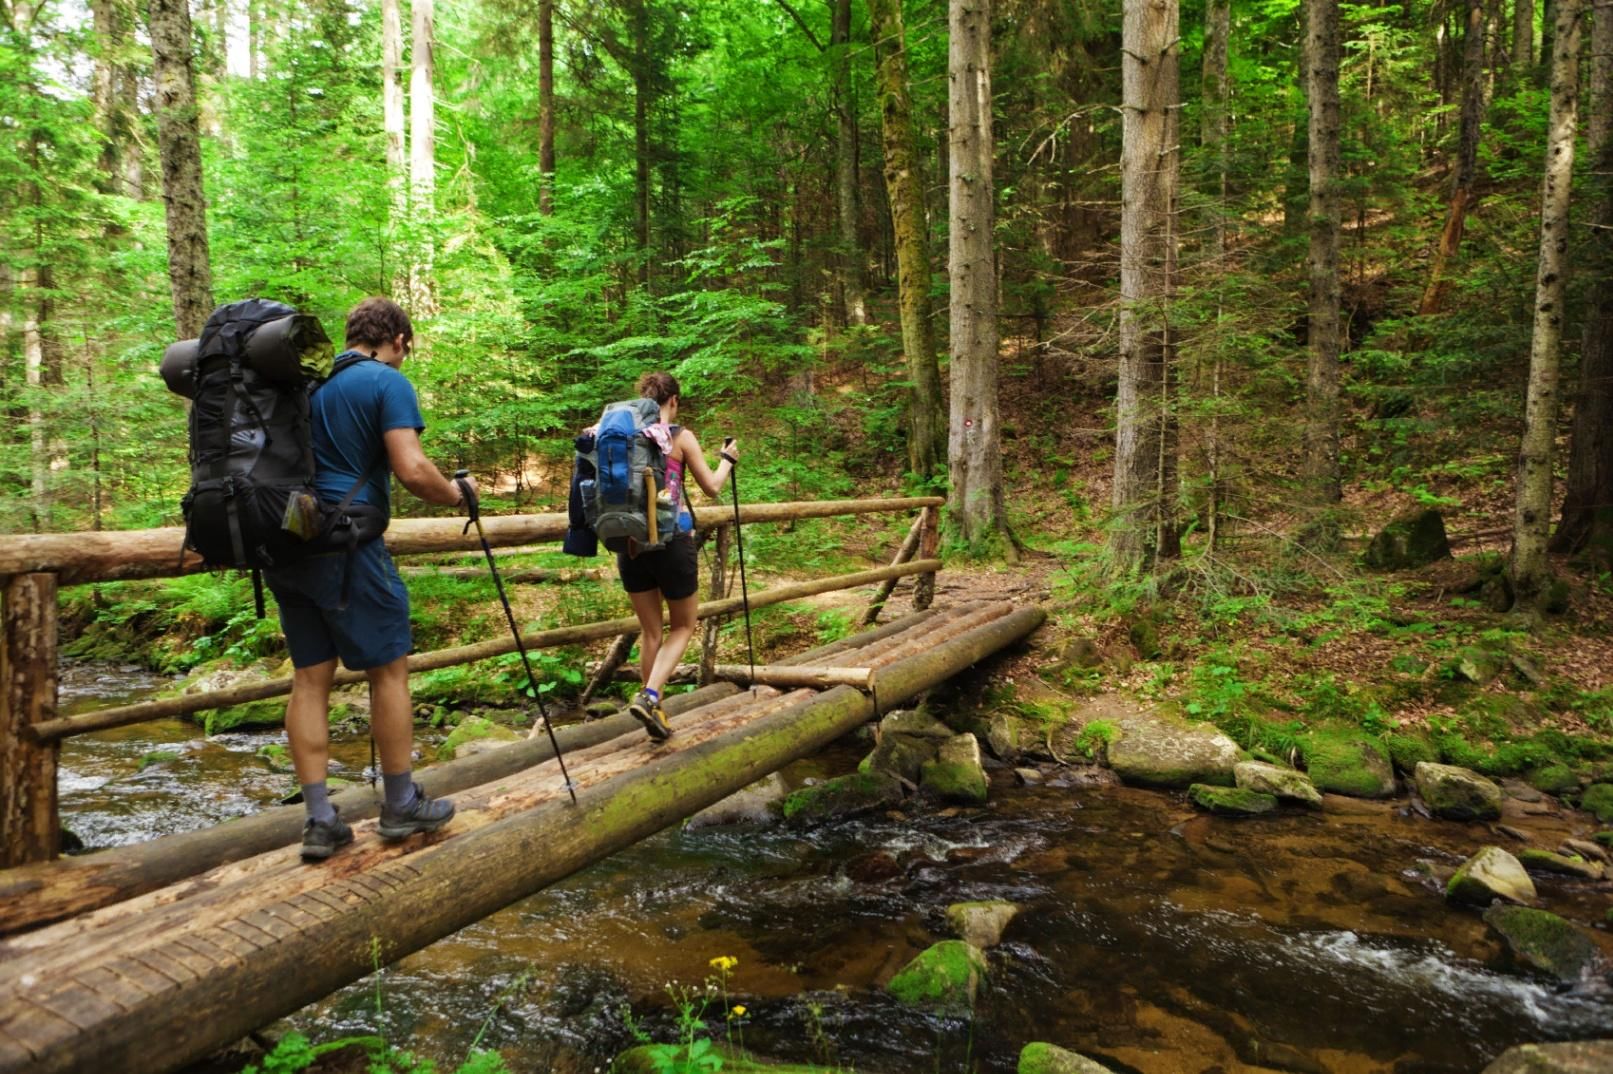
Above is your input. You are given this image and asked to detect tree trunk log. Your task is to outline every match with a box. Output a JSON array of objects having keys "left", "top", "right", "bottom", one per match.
[
  {"left": 1, "top": 574, "right": 57, "bottom": 868},
  {"left": 914, "top": 505, "right": 939, "bottom": 610},
  {"left": 1420, "top": 0, "right": 1487, "bottom": 315},
  {"left": 397, "top": 566, "right": 609, "bottom": 582},
  {"left": 579, "top": 631, "right": 639, "bottom": 707},
  {"left": 700, "top": 524, "right": 730, "bottom": 683},
  {"left": 832, "top": 0, "right": 868, "bottom": 325},
  {"left": 1304, "top": 0, "right": 1344, "bottom": 513},
  {"left": 862, "top": 511, "right": 924, "bottom": 624},
  {"left": 146, "top": 0, "right": 214, "bottom": 339},
  {"left": 539, "top": 0, "right": 556, "bottom": 215}
]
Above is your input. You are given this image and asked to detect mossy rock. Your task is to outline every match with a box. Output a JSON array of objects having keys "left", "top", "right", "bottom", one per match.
[
  {"left": 1126, "top": 614, "right": 1162, "bottom": 660},
  {"left": 1189, "top": 784, "right": 1278, "bottom": 817},
  {"left": 137, "top": 749, "right": 182, "bottom": 772},
  {"left": 878, "top": 708, "right": 957, "bottom": 741},
  {"left": 1450, "top": 645, "right": 1510, "bottom": 687},
  {"left": 1447, "top": 846, "right": 1537, "bottom": 906},
  {"left": 1527, "top": 763, "right": 1580, "bottom": 797},
  {"left": 920, "top": 733, "right": 989, "bottom": 804},
  {"left": 1363, "top": 509, "right": 1451, "bottom": 570},
  {"left": 1018, "top": 1043, "right": 1118, "bottom": 1074},
  {"left": 863, "top": 731, "right": 938, "bottom": 782},
  {"left": 203, "top": 698, "right": 287, "bottom": 735},
  {"left": 1518, "top": 848, "right": 1605, "bottom": 881},
  {"left": 1105, "top": 709, "right": 1240, "bottom": 788},
  {"left": 945, "top": 900, "right": 1019, "bottom": 949},
  {"left": 1596, "top": 831, "right": 1613, "bottom": 848},
  {"left": 1580, "top": 783, "right": 1613, "bottom": 825},
  {"left": 1383, "top": 732, "right": 1438, "bottom": 774},
  {"left": 1482, "top": 1040, "right": 1613, "bottom": 1073},
  {"left": 1233, "top": 760, "right": 1322, "bottom": 807},
  {"left": 1413, "top": 762, "right": 1503, "bottom": 821},
  {"left": 1300, "top": 729, "right": 1396, "bottom": 798},
  {"left": 613, "top": 1044, "right": 833, "bottom": 1073},
  {"left": 436, "top": 715, "right": 521, "bottom": 761},
  {"left": 885, "top": 940, "right": 988, "bottom": 1014},
  {"left": 256, "top": 742, "right": 293, "bottom": 774},
  {"left": 1482, "top": 904, "right": 1604, "bottom": 986},
  {"left": 780, "top": 771, "right": 904, "bottom": 828}
]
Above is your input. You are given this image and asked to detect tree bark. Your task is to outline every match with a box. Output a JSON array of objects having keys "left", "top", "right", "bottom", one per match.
[
  {"left": 410, "top": 0, "right": 437, "bottom": 312},
  {"left": 699, "top": 524, "right": 728, "bottom": 683},
  {"left": 383, "top": 0, "right": 406, "bottom": 216},
  {"left": 868, "top": 0, "right": 945, "bottom": 483},
  {"left": 1515, "top": 0, "right": 1536, "bottom": 70},
  {"left": 1304, "top": 0, "right": 1344, "bottom": 517},
  {"left": 20, "top": 269, "right": 47, "bottom": 531},
  {"left": 833, "top": 0, "right": 867, "bottom": 325},
  {"left": 539, "top": 0, "right": 557, "bottom": 216},
  {"left": 1201, "top": 0, "right": 1230, "bottom": 551},
  {"left": 861, "top": 510, "right": 924, "bottom": 624},
  {"left": 1112, "top": 0, "right": 1182, "bottom": 570},
  {"left": 147, "top": 0, "right": 215, "bottom": 339},
  {"left": 1282, "top": 0, "right": 1311, "bottom": 237},
  {"left": 1511, "top": 0, "right": 1585, "bottom": 603},
  {"left": 0, "top": 574, "right": 57, "bottom": 868},
  {"left": 1420, "top": 0, "right": 1488, "bottom": 315},
  {"left": 946, "top": 0, "right": 1011, "bottom": 554},
  {"left": 632, "top": 0, "right": 652, "bottom": 285}
]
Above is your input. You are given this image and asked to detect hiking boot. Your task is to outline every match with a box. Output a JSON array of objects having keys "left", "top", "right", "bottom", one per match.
[
  {"left": 627, "top": 689, "right": 673, "bottom": 741},
  {"left": 300, "top": 807, "right": 354, "bottom": 863},
  {"left": 378, "top": 783, "right": 456, "bottom": 840}
]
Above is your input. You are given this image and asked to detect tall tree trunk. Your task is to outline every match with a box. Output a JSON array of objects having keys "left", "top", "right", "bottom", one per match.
[
  {"left": 1515, "top": 0, "right": 1536, "bottom": 70},
  {"left": 833, "top": 0, "right": 867, "bottom": 326},
  {"left": 410, "top": 0, "right": 437, "bottom": 312},
  {"left": 539, "top": 0, "right": 556, "bottom": 216},
  {"left": 21, "top": 269, "right": 47, "bottom": 532},
  {"left": 1549, "top": 0, "right": 1610, "bottom": 561},
  {"left": 147, "top": 0, "right": 215, "bottom": 339},
  {"left": 1421, "top": 0, "right": 1488, "bottom": 315},
  {"left": 383, "top": 0, "right": 405, "bottom": 186},
  {"left": 1282, "top": 0, "right": 1311, "bottom": 237},
  {"left": 248, "top": 0, "right": 261, "bottom": 79},
  {"left": 1303, "top": 0, "right": 1343, "bottom": 519},
  {"left": 631, "top": 0, "right": 651, "bottom": 286},
  {"left": 1201, "top": 0, "right": 1230, "bottom": 552},
  {"left": 946, "top": 0, "right": 1012, "bottom": 556},
  {"left": 867, "top": 0, "right": 945, "bottom": 483},
  {"left": 1112, "top": 0, "right": 1182, "bottom": 570},
  {"left": 1511, "top": 0, "right": 1585, "bottom": 604}
]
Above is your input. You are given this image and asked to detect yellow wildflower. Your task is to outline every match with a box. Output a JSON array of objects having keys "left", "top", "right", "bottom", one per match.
[
  {"left": 729, "top": 1004, "right": 747, "bottom": 1018},
  {"left": 709, "top": 955, "right": 739, "bottom": 973}
]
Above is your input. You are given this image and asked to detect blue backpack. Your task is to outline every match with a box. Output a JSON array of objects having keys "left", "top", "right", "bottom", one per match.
[{"left": 576, "top": 398, "right": 690, "bottom": 553}]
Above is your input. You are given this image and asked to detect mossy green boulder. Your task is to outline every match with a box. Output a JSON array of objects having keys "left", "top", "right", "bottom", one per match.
[
  {"left": 1481, "top": 1040, "right": 1613, "bottom": 1073},
  {"left": 1018, "top": 1042, "right": 1118, "bottom": 1074},
  {"left": 1482, "top": 905, "right": 1604, "bottom": 986},
  {"left": 436, "top": 714, "right": 522, "bottom": 760},
  {"left": 1363, "top": 509, "right": 1451, "bottom": 570},
  {"left": 920, "top": 733, "right": 989, "bottom": 804},
  {"left": 1447, "top": 846, "right": 1537, "bottom": 906},
  {"left": 780, "top": 771, "right": 904, "bottom": 827},
  {"left": 886, "top": 940, "right": 988, "bottom": 1014},
  {"left": 1234, "top": 760, "right": 1322, "bottom": 807},
  {"left": 1413, "top": 762, "right": 1502, "bottom": 821},
  {"left": 1383, "top": 732, "right": 1438, "bottom": 774},
  {"left": 1300, "top": 729, "right": 1396, "bottom": 798},
  {"left": 1518, "top": 848, "right": 1605, "bottom": 881},
  {"left": 1189, "top": 784, "right": 1278, "bottom": 816},
  {"left": 1526, "top": 763, "right": 1580, "bottom": 797},
  {"left": 1580, "top": 783, "right": 1613, "bottom": 824},
  {"left": 863, "top": 730, "right": 938, "bottom": 782},
  {"left": 1104, "top": 709, "right": 1240, "bottom": 788}
]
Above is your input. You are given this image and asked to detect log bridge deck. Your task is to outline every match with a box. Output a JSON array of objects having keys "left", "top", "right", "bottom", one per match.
[{"left": 0, "top": 600, "right": 1044, "bottom": 1074}]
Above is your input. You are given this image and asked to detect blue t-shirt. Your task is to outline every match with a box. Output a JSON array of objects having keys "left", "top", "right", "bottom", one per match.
[{"left": 309, "top": 354, "right": 425, "bottom": 516}]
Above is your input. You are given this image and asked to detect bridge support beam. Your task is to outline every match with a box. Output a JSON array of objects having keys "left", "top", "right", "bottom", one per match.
[{"left": 1, "top": 572, "right": 58, "bottom": 868}]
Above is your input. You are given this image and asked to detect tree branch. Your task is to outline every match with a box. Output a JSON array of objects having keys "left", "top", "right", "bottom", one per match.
[{"left": 771, "top": 0, "right": 825, "bottom": 51}]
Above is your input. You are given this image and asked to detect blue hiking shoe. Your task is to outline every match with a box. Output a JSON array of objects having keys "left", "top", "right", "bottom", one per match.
[
  {"left": 300, "top": 806, "right": 354, "bottom": 863},
  {"left": 627, "top": 689, "right": 672, "bottom": 741},
  {"left": 378, "top": 783, "right": 456, "bottom": 840}
]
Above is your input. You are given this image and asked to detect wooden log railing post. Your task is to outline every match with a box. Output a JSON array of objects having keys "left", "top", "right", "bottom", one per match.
[
  {"left": 2, "top": 572, "right": 59, "bottom": 867},
  {"left": 578, "top": 631, "right": 639, "bottom": 708},
  {"left": 862, "top": 511, "right": 926, "bottom": 625},
  {"left": 700, "top": 523, "right": 730, "bottom": 684},
  {"left": 914, "top": 505, "right": 939, "bottom": 611}
]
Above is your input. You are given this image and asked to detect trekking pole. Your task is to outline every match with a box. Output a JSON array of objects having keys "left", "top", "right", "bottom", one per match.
[
  {"left": 723, "top": 440, "right": 757, "bottom": 687},
  {"left": 455, "top": 471, "right": 578, "bottom": 804}
]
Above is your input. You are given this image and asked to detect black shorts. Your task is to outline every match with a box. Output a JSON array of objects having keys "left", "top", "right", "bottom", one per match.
[{"left": 617, "top": 534, "right": 699, "bottom": 600}]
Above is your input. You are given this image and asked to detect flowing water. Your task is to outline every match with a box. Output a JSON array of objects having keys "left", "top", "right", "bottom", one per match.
[{"left": 53, "top": 664, "right": 1613, "bottom": 1074}]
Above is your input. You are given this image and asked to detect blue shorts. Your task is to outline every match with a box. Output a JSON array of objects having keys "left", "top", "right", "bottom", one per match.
[{"left": 265, "top": 539, "right": 412, "bottom": 670}]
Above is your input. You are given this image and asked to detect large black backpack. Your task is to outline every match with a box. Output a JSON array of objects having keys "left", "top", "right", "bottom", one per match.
[{"left": 161, "top": 299, "right": 385, "bottom": 587}]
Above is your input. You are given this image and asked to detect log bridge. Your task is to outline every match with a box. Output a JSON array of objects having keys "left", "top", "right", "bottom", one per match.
[{"left": 0, "top": 497, "right": 1046, "bottom": 1074}]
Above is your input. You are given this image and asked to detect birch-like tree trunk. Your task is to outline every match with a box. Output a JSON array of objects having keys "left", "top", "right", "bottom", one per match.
[
  {"left": 833, "top": 0, "right": 867, "bottom": 326},
  {"left": 1420, "top": 0, "right": 1487, "bottom": 315},
  {"left": 867, "top": 0, "right": 945, "bottom": 483},
  {"left": 1303, "top": 0, "right": 1343, "bottom": 518},
  {"left": 383, "top": 0, "right": 405, "bottom": 186},
  {"left": 147, "top": 0, "right": 215, "bottom": 339},
  {"left": 21, "top": 268, "right": 47, "bottom": 531},
  {"left": 410, "top": 0, "right": 437, "bottom": 312},
  {"left": 1551, "top": 0, "right": 1611, "bottom": 561},
  {"left": 946, "top": 0, "right": 1012, "bottom": 555},
  {"left": 1112, "top": 0, "right": 1181, "bottom": 569},
  {"left": 539, "top": 0, "right": 556, "bottom": 216},
  {"left": 1511, "top": 0, "right": 1585, "bottom": 603}
]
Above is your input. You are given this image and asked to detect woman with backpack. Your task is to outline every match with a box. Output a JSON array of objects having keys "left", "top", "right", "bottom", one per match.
[{"left": 618, "top": 371, "right": 737, "bottom": 740}]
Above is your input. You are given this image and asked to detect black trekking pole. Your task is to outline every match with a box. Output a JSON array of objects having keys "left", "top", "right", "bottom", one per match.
[
  {"left": 723, "top": 441, "right": 757, "bottom": 687},
  {"left": 455, "top": 471, "right": 577, "bottom": 804}
]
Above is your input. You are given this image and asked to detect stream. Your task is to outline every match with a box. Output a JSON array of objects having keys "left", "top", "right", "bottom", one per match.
[{"left": 53, "top": 662, "right": 1613, "bottom": 1074}]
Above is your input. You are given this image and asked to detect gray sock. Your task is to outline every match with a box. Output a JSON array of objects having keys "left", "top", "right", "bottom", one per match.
[
  {"left": 382, "top": 770, "right": 416, "bottom": 812},
  {"left": 302, "top": 782, "right": 336, "bottom": 825}
]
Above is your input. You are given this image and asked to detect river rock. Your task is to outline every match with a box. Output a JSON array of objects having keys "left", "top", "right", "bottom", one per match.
[
  {"left": 172, "top": 659, "right": 288, "bottom": 733},
  {"left": 1580, "top": 783, "right": 1613, "bottom": 824},
  {"left": 1519, "top": 848, "right": 1606, "bottom": 881},
  {"left": 1482, "top": 905, "right": 1605, "bottom": 987},
  {"left": 978, "top": 709, "right": 1047, "bottom": 764},
  {"left": 687, "top": 773, "right": 788, "bottom": 830},
  {"left": 1481, "top": 1041, "right": 1613, "bottom": 1073},
  {"left": 1189, "top": 784, "right": 1278, "bottom": 817},
  {"left": 945, "top": 900, "right": 1019, "bottom": 948},
  {"left": 1301, "top": 730, "right": 1396, "bottom": 798},
  {"left": 921, "top": 734, "right": 989, "bottom": 804},
  {"left": 885, "top": 940, "right": 988, "bottom": 1014},
  {"left": 1058, "top": 638, "right": 1104, "bottom": 669},
  {"left": 1561, "top": 838, "right": 1610, "bottom": 864},
  {"left": 1018, "top": 1043, "right": 1118, "bottom": 1074},
  {"left": 879, "top": 708, "right": 956, "bottom": 741},
  {"left": 780, "top": 771, "right": 904, "bottom": 827},
  {"left": 1104, "top": 709, "right": 1240, "bottom": 788},
  {"left": 863, "top": 731, "right": 937, "bottom": 783},
  {"left": 1363, "top": 509, "right": 1451, "bottom": 570},
  {"left": 1447, "top": 846, "right": 1537, "bottom": 906},
  {"left": 1235, "top": 760, "right": 1323, "bottom": 807},
  {"left": 1528, "top": 763, "right": 1580, "bottom": 797},
  {"left": 1450, "top": 644, "right": 1508, "bottom": 686},
  {"left": 1414, "top": 762, "right": 1503, "bottom": 821},
  {"left": 438, "top": 715, "right": 522, "bottom": 761}
]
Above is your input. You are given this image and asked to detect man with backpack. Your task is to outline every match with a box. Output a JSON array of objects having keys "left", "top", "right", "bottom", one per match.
[{"left": 262, "top": 297, "right": 473, "bottom": 862}]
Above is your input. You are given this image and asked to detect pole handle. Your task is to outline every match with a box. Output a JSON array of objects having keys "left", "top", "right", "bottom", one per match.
[{"left": 453, "top": 469, "right": 479, "bottom": 523}]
